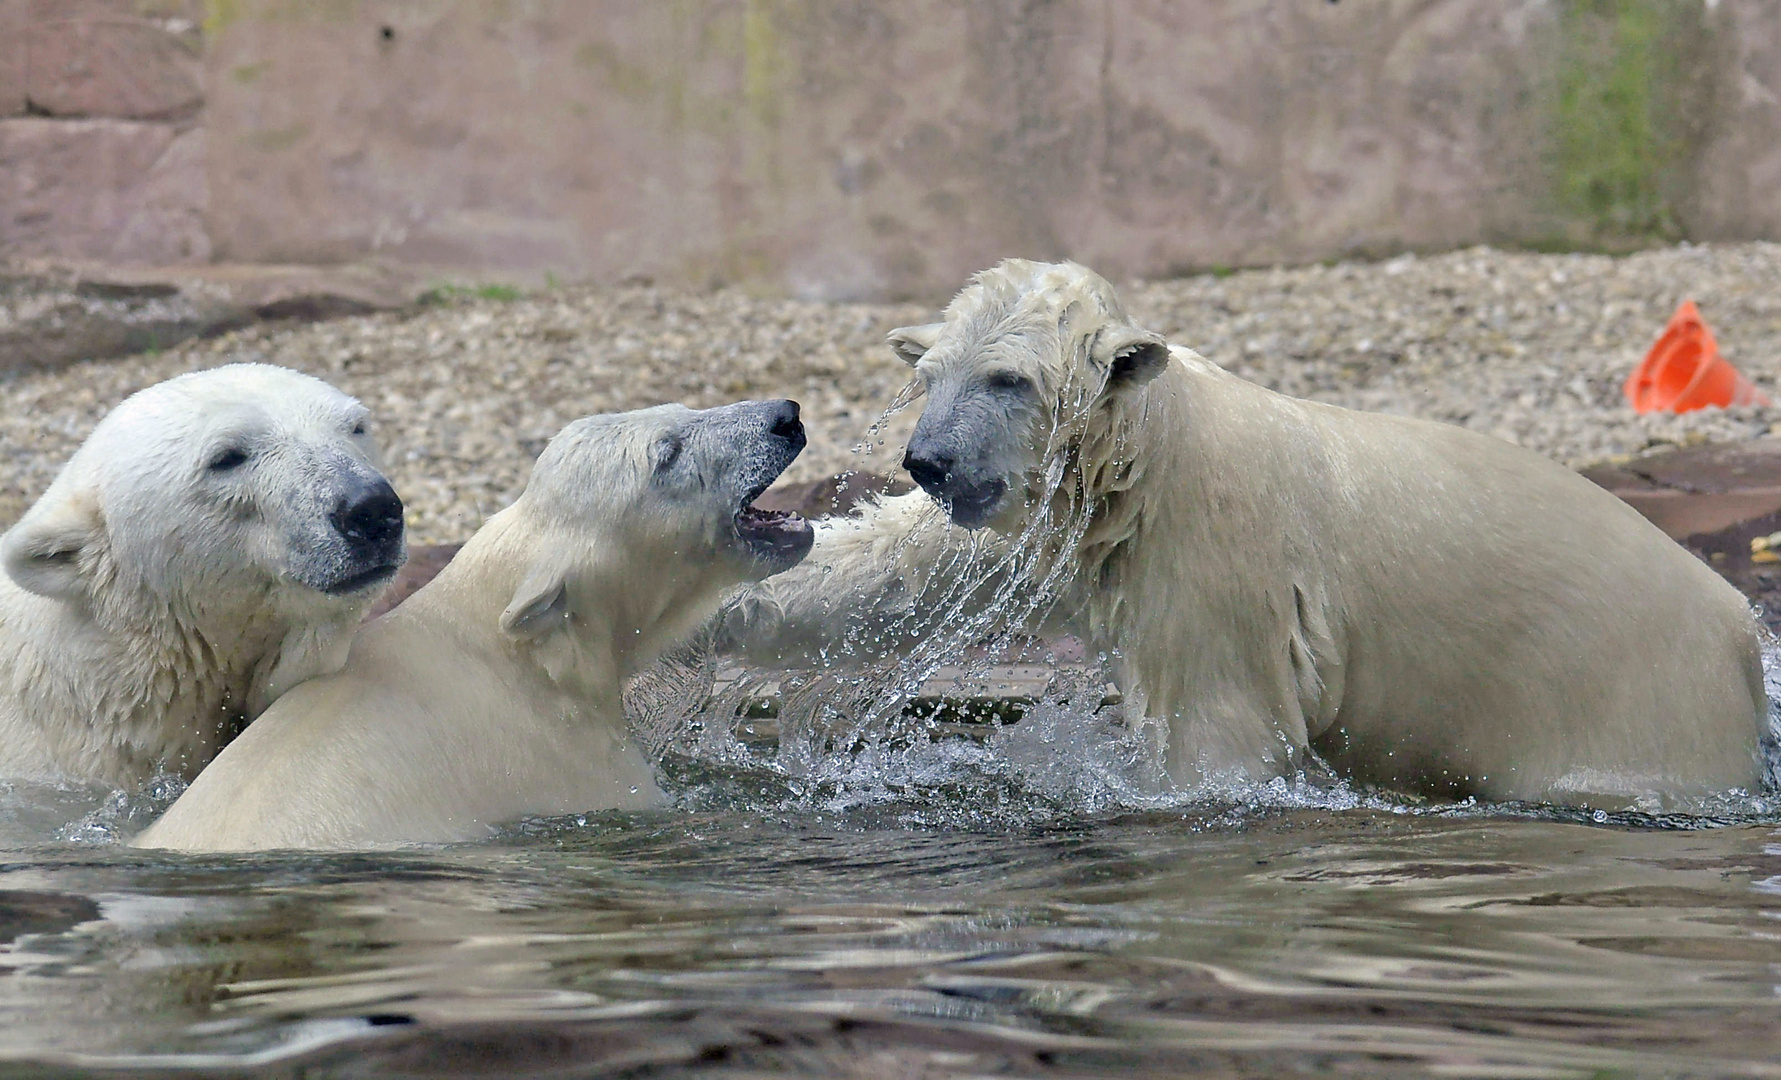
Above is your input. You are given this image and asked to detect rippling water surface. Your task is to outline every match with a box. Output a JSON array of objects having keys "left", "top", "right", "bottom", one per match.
[
  {"left": 4, "top": 514, "right": 1779, "bottom": 1078},
  {"left": 4, "top": 751, "right": 1781, "bottom": 1079}
]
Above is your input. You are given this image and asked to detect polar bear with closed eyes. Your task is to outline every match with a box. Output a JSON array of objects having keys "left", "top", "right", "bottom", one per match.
[
  {"left": 0, "top": 364, "right": 406, "bottom": 789},
  {"left": 136, "top": 399, "right": 814, "bottom": 850},
  {"left": 723, "top": 259, "right": 1769, "bottom": 807}
]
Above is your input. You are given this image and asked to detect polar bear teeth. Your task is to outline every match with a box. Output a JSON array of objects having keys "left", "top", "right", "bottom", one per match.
[
  {"left": 735, "top": 506, "right": 800, "bottom": 530},
  {"left": 734, "top": 505, "right": 815, "bottom": 569}
]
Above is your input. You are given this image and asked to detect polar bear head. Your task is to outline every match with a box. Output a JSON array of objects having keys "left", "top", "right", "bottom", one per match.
[
  {"left": 497, "top": 399, "right": 814, "bottom": 660},
  {"left": 889, "top": 259, "right": 1172, "bottom": 530},
  {"left": 1, "top": 364, "right": 405, "bottom": 709}
]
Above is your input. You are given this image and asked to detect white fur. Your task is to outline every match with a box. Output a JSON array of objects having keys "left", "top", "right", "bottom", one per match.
[
  {"left": 0, "top": 365, "right": 397, "bottom": 789},
  {"left": 729, "top": 261, "right": 1768, "bottom": 806},
  {"left": 136, "top": 402, "right": 809, "bottom": 850}
]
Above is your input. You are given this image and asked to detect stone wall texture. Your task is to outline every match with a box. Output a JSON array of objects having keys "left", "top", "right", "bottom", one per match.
[{"left": 1, "top": 0, "right": 1778, "bottom": 298}]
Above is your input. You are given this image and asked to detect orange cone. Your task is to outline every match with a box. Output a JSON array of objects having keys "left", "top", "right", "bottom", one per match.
[{"left": 1623, "top": 300, "right": 1769, "bottom": 414}]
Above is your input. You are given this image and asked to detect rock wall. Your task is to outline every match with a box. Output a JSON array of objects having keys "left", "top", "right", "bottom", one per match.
[
  {"left": 0, "top": 1, "right": 208, "bottom": 264},
  {"left": 2, "top": 0, "right": 1779, "bottom": 299}
]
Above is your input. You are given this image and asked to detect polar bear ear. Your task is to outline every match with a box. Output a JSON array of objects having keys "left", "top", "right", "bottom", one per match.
[
  {"left": 1097, "top": 328, "right": 1172, "bottom": 392},
  {"left": 499, "top": 564, "right": 571, "bottom": 639},
  {"left": 2, "top": 487, "right": 104, "bottom": 602},
  {"left": 887, "top": 323, "right": 945, "bottom": 366}
]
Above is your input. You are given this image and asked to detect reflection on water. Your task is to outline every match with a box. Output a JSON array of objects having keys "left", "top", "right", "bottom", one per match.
[{"left": 4, "top": 788, "right": 1781, "bottom": 1077}]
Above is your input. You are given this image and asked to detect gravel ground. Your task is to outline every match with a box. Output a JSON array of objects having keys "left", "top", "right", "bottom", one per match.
[{"left": 2, "top": 243, "right": 1778, "bottom": 545}]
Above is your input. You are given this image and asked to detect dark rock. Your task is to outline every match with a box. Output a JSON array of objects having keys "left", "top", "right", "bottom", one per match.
[
  {"left": 367, "top": 543, "right": 461, "bottom": 620},
  {"left": 750, "top": 471, "right": 912, "bottom": 520},
  {"left": 252, "top": 294, "right": 381, "bottom": 322},
  {"left": 1683, "top": 511, "right": 1781, "bottom": 635},
  {"left": 1583, "top": 439, "right": 1781, "bottom": 539},
  {"left": 0, "top": 260, "right": 420, "bottom": 374},
  {"left": 1583, "top": 439, "right": 1781, "bottom": 494},
  {"left": 0, "top": 890, "right": 100, "bottom": 943},
  {"left": 0, "top": 268, "right": 235, "bottom": 374}
]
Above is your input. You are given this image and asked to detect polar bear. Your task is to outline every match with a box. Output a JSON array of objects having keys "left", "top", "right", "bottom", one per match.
[
  {"left": 0, "top": 364, "right": 405, "bottom": 790},
  {"left": 134, "top": 400, "right": 814, "bottom": 851},
  {"left": 722, "top": 260, "right": 1768, "bottom": 806}
]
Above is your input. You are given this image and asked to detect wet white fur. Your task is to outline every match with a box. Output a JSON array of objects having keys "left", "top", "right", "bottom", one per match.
[
  {"left": 137, "top": 405, "right": 795, "bottom": 850},
  {"left": 732, "top": 261, "right": 1767, "bottom": 806},
  {"left": 0, "top": 365, "right": 391, "bottom": 789}
]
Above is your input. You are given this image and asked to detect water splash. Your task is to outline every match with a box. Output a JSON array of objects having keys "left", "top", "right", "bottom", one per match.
[
  {"left": 621, "top": 395, "right": 1781, "bottom": 831},
  {"left": 627, "top": 370, "right": 1411, "bottom": 826},
  {"left": 54, "top": 773, "right": 186, "bottom": 845},
  {"left": 630, "top": 371, "right": 1136, "bottom": 818},
  {"left": 1759, "top": 614, "right": 1781, "bottom": 791},
  {"left": 850, "top": 377, "right": 924, "bottom": 461}
]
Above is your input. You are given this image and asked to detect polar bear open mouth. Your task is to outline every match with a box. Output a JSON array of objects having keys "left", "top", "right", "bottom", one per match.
[{"left": 734, "top": 495, "right": 814, "bottom": 573}]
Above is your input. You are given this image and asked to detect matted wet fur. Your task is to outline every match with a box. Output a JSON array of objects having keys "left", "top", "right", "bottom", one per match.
[
  {"left": 0, "top": 364, "right": 403, "bottom": 789},
  {"left": 722, "top": 260, "right": 1767, "bottom": 807}
]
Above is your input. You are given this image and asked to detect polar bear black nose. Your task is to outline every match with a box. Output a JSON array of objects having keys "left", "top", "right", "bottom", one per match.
[
  {"left": 766, "top": 400, "right": 803, "bottom": 442},
  {"left": 331, "top": 480, "right": 404, "bottom": 551},
  {"left": 903, "top": 448, "right": 954, "bottom": 492}
]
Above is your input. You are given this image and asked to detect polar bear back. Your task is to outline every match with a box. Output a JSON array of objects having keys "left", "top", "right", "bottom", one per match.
[
  {"left": 1133, "top": 356, "right": 1765, "bottom": 802},
  {"left": 1321, "top": 402, "right": 1761, "bottom": 800},
  {"left": 139, "top": 599, "right": 666, "bottom": 851}
]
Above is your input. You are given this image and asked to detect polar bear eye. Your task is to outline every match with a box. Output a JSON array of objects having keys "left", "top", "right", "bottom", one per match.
[
  {"left": 986, "top": 370, "right": 1032, "bottom": 393},
  {"left": 208, "top": 447, "right": 251, "bottom": 473},
  {"left": 350, "top": 421, "right": 367, "bottom": 436}
]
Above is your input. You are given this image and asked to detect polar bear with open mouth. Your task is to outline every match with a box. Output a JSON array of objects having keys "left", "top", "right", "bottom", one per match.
[
  {"left": 0, "top": 364, "right": 405, "bottom": 790},
  {"left": 136, "top": 399, "right": 813, "bottom": 850},
  {"left": 722, "top": 260, "right": 1768, "bottom": 807}
]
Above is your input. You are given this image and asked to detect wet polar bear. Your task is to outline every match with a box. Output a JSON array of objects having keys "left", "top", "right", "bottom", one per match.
[
  {"left": 136, "top": 400, "right": 814, "bottom": 851},
  {"left": 725, "top": 260, "right": 1768, "bottom": 806},
  {"left": 0, "top": 364, "right": 405, "bottom": 789}
]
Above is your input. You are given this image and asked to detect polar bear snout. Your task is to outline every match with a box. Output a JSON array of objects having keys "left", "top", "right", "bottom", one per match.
[
  {"left": 324, "top": 477, "right": 406, "bottom": 589},
  {"left": 763, "top": 399, "right": 804, "bottom": 446},
  {"left": 901, "top": 445, "right": 952, "bottom": 493},
  {"left": 696, "top": 399, "right": 807, "bottom": 504},
  {"left": 903, "top": 436, "right": 1009, "bottom": 530},
  {"left": 738, "top": 398, "right": 806, "bottom": 482},
  {"left": 280, "top": 466, "right": 406, "bottom": 597},
  {"left": 720, "top": 400, "right": 814, "bottom": 575},
  {"left": 329, "top": 478, "right": 404, "bottom": 555}
]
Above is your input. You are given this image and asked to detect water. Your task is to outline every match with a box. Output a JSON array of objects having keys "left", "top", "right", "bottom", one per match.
[{"left": 3, "top": 749, "right": 1781, "bottom": 1078}]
